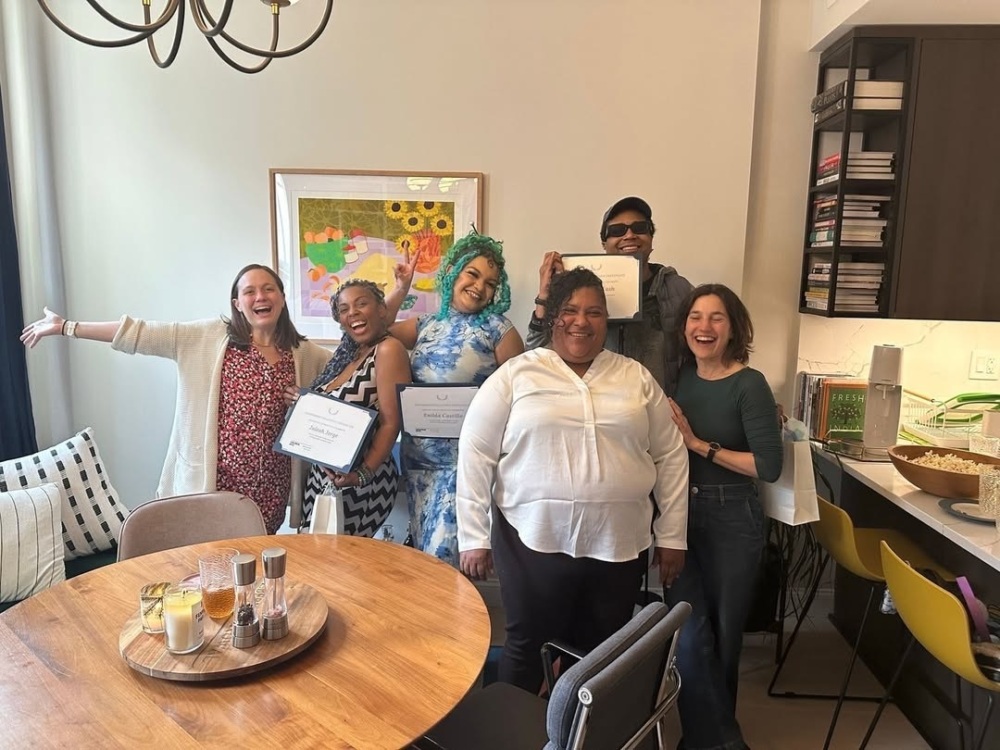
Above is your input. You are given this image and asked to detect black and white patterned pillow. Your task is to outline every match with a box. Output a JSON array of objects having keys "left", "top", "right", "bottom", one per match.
[{"left": 0, "top": 428, "right": 129, "bottom": 560}]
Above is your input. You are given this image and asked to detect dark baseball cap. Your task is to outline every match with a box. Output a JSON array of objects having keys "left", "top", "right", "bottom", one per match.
[{"left": 600, "top": 196, "right": 654, "bottom": 241}]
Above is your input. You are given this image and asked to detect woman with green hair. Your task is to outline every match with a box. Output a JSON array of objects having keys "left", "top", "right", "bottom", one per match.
[{"left": 389, "top": 231, "right": 524, "bottom": 565}]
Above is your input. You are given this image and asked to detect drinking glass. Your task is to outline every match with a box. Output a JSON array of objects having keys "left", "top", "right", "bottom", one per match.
[
  {"left": 969, "top": 434, "right": 1000, "bottom": 458},
  {"left": 980, "top": 466, "right": 1000, "bottom": 521},
  {"left": 139, "top": 581, "right": 170, "bottom": 634},
  {"left": 198, "top": 547, "right": 238, "bottom": 620}
]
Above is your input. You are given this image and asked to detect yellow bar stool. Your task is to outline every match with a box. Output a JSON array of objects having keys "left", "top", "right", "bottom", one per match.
[
  {"left": 861, "top": 541, "right": 1000, "bottom": 750},
  {"left": 769, "top": 497, "right": 952, "bottom": 750}
]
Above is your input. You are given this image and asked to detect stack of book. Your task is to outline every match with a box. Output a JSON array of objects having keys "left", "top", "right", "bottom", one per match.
[
  {"left": 809, "top": 193, "right": 890, "bottom": 248},
  {"left": 804, "top": 261, "right": 884, "bottom": 313},
  {"left": 812, "top": 79, "right": 905, "bottom": 124},
  {"left": 793, "top": 372, "right": 868, "bottom": 441},
  {"left": 815, "top": 151, "right": 895, "bottom": 185}
]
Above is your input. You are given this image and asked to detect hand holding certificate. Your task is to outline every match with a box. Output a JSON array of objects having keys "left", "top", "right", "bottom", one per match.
[
  {"left": 397, "top": 384, "right": 479, "bottom": 440},
  {"left": 273, "top": 390, "right": 377, "bottom": 473}
]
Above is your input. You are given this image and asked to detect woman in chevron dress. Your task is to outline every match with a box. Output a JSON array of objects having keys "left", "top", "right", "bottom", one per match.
[{"left": 301, "top": 280, "right": 411, "bottom": 536}]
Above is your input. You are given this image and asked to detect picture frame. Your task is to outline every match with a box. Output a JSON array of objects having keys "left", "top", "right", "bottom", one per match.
[{"left": 270, "top": 169, "right": 484, "bottom": 342}]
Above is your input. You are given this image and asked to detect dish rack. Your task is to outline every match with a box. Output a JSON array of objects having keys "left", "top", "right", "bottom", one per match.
[{"left": 900, "top": 391, "right": 1000, "bottom": 448}]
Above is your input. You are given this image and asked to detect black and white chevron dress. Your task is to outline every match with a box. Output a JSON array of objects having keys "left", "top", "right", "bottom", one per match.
[{"left": 302, "top": 347, "right": 397, "bottom": 537}]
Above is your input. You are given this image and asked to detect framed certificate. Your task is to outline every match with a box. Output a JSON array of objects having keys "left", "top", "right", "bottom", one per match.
[
  {"left": 561, "top": 254, "right": 642, "bottom": 322},
  {"left": 273, "top": 390, "right": 377, "bottom": 473},
  {"left": 397, "top": 383, "right": 479, "bottom": 440}
]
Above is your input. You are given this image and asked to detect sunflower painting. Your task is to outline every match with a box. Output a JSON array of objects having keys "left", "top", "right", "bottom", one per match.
[{"left": 271, "top": 170, "right": 482, "bottom": 341}]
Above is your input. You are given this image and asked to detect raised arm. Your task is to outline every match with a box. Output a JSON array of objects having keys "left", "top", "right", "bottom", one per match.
[
  {"left": 383, "top": 242, "right": 422, "bottom": 325},
  {"left": 21, "top": 307, "right": 121, "bottom": 348},
  {"left": 525, "top": 251, "right": 563, "bottom": 350}
]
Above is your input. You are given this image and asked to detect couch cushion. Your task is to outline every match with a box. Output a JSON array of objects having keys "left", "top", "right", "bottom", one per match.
[
  {"left": 0, "top": 428, "right": 128, "bottom": 560},
  {"left": 0, "top": 483, "right": 66, "bottom": 603}
]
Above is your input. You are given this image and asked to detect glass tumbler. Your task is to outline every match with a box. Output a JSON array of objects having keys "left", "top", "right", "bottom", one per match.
[
  {"left": 980, "top": 466, "right": 1000, "bottom": 521},
  {"left": 198, "top": 547, "right": 238, "bottom": 620},
  {"left": 969, "top": 434, "right": 1000, "bottom": 458}
]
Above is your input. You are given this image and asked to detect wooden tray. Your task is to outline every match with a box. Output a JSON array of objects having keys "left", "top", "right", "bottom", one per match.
[{"left": 120, "top": 581, "right": 328, "bottom": 681}]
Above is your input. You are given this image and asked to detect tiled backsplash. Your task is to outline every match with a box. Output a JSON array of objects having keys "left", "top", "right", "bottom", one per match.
[{"left": 797, "top": 316, "right": 1000, "bottom": 399}]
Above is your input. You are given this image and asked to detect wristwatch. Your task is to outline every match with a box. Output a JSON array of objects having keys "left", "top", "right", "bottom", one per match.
[{"left": 706, "top": 442, "right": 722, "bottom": 463}]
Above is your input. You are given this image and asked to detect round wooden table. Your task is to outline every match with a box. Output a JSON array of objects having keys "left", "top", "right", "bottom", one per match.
[{"left": 0, "top": 535, "right": 491, "bottom": 748}]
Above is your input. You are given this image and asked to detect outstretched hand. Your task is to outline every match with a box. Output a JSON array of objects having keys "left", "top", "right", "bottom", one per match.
[
  {"left": 393, "top": 241, "right": 424, "bottom": 293},
  {"left": 20, "top": 307, "right": 64, "bottom": 348}
]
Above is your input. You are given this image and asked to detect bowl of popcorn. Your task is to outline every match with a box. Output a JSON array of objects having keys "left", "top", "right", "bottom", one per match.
[{"left": 888, "top": 445, "right": 1000, "bottom": 499}]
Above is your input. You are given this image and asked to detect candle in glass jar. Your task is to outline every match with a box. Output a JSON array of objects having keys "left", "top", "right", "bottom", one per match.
[{"left": 163, "top": 584, "right": 205, "bottom": 654}]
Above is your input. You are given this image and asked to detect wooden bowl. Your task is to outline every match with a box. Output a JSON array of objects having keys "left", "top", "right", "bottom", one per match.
[{"left": 888, "top": 445, "right": 1000, "bottom": 499}]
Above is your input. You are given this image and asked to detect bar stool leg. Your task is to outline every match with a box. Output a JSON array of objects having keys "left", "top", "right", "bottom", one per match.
[
  {"left": 822, "top": 583, "right": 877, "bottom": 750},
  {"left": 767, "top": 552, "right": 827, "bottom": 697},
  {"left": 859, "top": 633, "right": 915, "bottom": 749},
  {"left": 974, "top": 694, "right": 995, "bottom": 750}
]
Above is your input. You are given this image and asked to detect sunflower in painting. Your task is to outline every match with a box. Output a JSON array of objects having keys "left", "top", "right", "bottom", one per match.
[
  {"left": 416, "top": 200, "right": 441, "bottom": 217},
  {"left": 395, "top": 234, "right": 418, "bottom": 255},
  {"left": 400, "top": 211, "right": 425, "bottom": 232},
  {"left": 385, "top": 200, "right": 409, "bottom": 220},
  {"left": 430, "top": 215, "right": 453, "bottom": 237}
]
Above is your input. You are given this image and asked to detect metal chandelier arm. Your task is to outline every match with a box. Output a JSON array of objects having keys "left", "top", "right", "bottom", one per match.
[
  {"left": 81, "top": 0, "right": 180, "bottom": 35},
  {"left": 187, "top": 0, "right": 236, "bottom": 39},
  {"left": 34, "top": 0, "right": 171, "bottom": 48},
  {"left": 198, "top": 0, "right": 334, "bottom": 60},
  {"left": 144, "top": 0, "right": 185, "bottom": 69}
]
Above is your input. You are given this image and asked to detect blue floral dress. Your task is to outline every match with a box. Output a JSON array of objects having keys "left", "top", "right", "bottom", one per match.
[{"left": 404, "top": 311, "right": 514, "bottom": 565}]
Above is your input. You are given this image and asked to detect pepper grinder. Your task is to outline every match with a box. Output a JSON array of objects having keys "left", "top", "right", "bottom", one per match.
[
  {"left": 261, "top": 547, "right": 288, "bottom": 640},
  {"left": 231, "top": 553, "right": 260, "bottom": 648}
]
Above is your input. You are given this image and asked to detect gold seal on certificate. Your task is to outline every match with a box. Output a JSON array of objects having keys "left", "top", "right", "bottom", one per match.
[
  {"left": 273, "top": 390, "right": 377, "bottom": 473},
  {"left": 397, "top": 384, "right": 479, "bottom": 440},
  {"left": 561, "top": 254, "right": 642, "bottom": 322}
]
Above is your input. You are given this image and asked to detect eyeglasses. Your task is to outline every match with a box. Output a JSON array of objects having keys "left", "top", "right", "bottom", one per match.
[{"left": 605, "top": 221, "right": 651, "bottom": 238}]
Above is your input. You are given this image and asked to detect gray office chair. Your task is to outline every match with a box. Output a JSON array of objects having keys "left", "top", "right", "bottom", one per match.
[
  {"left": 421, "top": 601, "right": 691, "bottom": 750},
  {"left": 116, "top": 491, "right": 267, "bottom": 561}
]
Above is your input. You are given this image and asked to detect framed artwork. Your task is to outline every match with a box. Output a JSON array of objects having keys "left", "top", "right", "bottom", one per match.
[{"left": 270, "top": 169, "right": 483, "bottom": 342}]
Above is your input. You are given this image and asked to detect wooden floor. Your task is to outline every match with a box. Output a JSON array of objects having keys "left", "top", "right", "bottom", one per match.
[{"left": 486, "top": 591, "right": 929, "bottom": 749}]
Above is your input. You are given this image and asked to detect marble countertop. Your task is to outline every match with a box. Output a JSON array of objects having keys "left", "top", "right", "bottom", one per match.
[{"left": 828, "top": 451, "right": 1000, "bottom": 573}]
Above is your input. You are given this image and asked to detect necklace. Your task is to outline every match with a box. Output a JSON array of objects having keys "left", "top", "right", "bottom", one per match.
[{"left": 251, "top": 337, "right": 277, "bottom": 349}]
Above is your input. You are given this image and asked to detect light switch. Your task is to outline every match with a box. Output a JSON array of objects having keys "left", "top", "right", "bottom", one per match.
[{"left": 970, "top": 349, "right": 999, "bottom": 381}]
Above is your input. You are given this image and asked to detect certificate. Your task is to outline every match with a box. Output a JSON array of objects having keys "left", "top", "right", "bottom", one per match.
[
  {"left": 397, "top": 383, "right": 479, "bottom": 440},
  {"left": 273, "top": 390, "right": 377, "bottom": 473},
  {"left": 561, "top": 253, "right": 642, "bottom": 322}
]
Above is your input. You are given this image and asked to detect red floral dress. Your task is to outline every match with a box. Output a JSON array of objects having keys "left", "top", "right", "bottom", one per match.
[{"left": 216, "top": 344, "right": 296, "bottom": 534}]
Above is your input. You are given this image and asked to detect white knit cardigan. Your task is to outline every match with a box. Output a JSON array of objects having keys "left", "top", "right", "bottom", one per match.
[{"left": 112, "top": 316, "right": 331, "bottom": 528}]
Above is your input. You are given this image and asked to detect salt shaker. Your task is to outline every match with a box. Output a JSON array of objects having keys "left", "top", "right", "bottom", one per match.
[
  {"left": 231, "top": 553, "right": 260, "bottom": 648},
  {"left": 261, "top": 547, "right": 288, "bottom": 640}
]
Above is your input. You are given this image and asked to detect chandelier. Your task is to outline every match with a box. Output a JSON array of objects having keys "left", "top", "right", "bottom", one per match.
[{"left": 35, "top": 1, "right": 334, "bottom": 74}]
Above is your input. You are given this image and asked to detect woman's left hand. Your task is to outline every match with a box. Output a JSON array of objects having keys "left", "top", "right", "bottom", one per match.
[
  {"left": 667, "top": 398, "right": 698, "bottom": 449},
  {"left": 652, "top": 547, "right": 685, "bottom": 587}
]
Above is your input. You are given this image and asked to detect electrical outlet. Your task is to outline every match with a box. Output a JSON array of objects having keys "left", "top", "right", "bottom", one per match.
[{"left": 970, "top": 349, "right": 999, "bottom": 381}]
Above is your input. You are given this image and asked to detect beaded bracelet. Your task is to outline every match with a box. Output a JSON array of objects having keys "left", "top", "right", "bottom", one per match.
[{"left": 355, "top": 465, "right": 374, "bottom": 487}]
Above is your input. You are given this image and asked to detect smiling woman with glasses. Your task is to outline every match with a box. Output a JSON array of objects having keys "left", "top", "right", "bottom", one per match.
[{"left": 525, "top": 195, "right": 695, "bottom": 397}]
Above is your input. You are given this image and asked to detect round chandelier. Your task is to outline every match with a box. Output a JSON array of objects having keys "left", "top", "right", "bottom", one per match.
[{"left": 34, "top": 0, "right": 334, "bottom": 74}]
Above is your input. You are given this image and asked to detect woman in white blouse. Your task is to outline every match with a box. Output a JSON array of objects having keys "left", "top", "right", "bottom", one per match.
[{"left": 456, "top": 267, "right": 690, "bottom": 692}]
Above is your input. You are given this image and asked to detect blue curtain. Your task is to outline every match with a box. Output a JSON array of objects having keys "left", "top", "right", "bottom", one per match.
[{"left": 0, "top": 85, "right": 38, "bottom": 461}]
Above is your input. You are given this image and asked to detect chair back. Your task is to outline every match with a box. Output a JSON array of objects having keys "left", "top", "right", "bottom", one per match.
[
  {"left": 117, "top": 492, "right": 267, "bottom": 561},
  {"left": 813, "top": 497, "right": 879, "bottom": 580},
  {"left": 880, "top": 541, "right": 996, "bottom": 691},
  {"left": 544, "top": 601, "right": 691, "bottom": 750}
]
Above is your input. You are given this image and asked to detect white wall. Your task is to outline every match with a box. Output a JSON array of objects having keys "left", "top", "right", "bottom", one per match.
[{"left": 21, "top": 1, "right": 763, "bottom": 505}]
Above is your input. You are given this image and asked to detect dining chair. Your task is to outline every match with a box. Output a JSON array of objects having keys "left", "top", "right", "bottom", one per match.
[
  {"left": 768, "top": 496, "right": 952, "bottom": 750},
  {"left": 116, "top": 492, "right": 267, "bottom": 561},
  {"left": 860, "top": 541, "right": 1000, "bottom": 750},
  {"left": 418, "top": 601, "right": 691, "bottom": 750}
]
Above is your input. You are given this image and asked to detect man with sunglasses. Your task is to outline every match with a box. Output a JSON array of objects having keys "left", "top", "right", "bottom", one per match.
[{"left": 526, "top": 196, "right": 694, "bottom": 396}]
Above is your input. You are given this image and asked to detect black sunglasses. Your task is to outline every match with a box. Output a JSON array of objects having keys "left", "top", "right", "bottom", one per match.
[{"left": 605, "top": 220, "right": 651, "bottom": 238}]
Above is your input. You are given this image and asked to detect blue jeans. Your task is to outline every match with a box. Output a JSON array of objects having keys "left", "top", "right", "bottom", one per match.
[{"left": 665, "top": 482, "right": 765, "bottom": 750}]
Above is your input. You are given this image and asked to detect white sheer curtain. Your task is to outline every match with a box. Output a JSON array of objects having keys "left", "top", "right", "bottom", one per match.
[{"left": 0, "top": 2, "right": 72, "bottom": 449}]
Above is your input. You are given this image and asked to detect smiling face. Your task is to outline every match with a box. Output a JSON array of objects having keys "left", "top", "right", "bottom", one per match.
[
  {"left": 602, "top": 208, "right": 653, "bottom": 263},
  {"left": 335, "top": 285, "right": 388, "bottom": 345},
  {"left": 232, "top": 268, "right": 286, "bottom": 334},
  {"left": 684, "top": 293, "right": 733, "bottom": 366},
  {"left": 451, "top": 254, "right": 500, "bottom": 315},
  {"left": 551, "top": 286, "right": 608, "bottom": 370}
]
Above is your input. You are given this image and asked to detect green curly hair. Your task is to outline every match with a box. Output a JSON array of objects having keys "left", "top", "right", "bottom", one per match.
[{"left": 435, "top": 230, "right": 512, "bottom": 321}]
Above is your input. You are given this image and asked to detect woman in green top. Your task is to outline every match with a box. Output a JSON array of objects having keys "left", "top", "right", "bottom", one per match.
[{"left": 665, "top": 283, "right": 782, "bottom": 750}]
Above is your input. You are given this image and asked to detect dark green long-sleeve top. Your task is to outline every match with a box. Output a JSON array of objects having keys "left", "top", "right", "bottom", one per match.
[{"left": 673, "top": 364, "right": 783, "bottom": 485}]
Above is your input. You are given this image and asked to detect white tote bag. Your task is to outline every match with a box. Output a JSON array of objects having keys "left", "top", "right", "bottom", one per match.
[
  {"left": 308, "top": 484, "right": 344, "bottom": 535},
  {"left": 759, "top": 438, "right": 819, "bottom": 526}
]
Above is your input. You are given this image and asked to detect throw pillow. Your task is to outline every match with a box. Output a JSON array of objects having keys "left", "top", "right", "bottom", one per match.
[
  {"left": 0, "top": 483, "right": 66, "bottom": 602},
  {"left": 0, "top": 428, "right": 128, "bottom": 560}
]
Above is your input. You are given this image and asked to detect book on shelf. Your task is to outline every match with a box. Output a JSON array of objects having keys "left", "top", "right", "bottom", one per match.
[
  {"left": 852, "top": 97, "right": 903, "bottom": 110},
  {"left": 809, "top": 80, "right": 904, "bottom": 112},
  {"left": 813, "top": 98, "right": 846, "bottom": 124},
  {"left": 844, "top": 193, "right": 891, "bottom": 201},
  {"left": 809, "top": 229, "right": 884, "bottom": 242},
  {"left": 794, "top": 375, "right": 869, "bottom": 441},
  {"left": 844, "top": 172, "right": 895, "bottom": 180}
]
